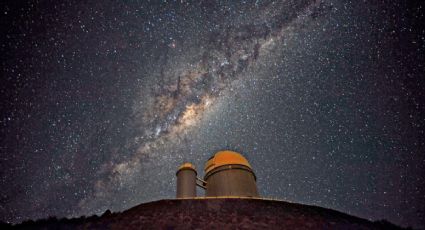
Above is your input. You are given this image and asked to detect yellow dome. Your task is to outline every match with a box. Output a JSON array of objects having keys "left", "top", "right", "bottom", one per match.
[
  {"left": 204, "top": 150, "right": 252, "bottom": 174},
  {"left": 177, "top": 162, "right": 196, "bottom": 174}
]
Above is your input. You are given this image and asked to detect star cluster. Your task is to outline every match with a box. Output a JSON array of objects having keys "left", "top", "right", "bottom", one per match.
[{"left": 1, "top": 0, "right": 424, "bottom": 228}]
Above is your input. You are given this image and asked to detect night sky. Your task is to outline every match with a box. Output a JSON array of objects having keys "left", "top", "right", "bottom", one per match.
[{"left": 1, "top": 0, "right": 424, "bottom": 228}]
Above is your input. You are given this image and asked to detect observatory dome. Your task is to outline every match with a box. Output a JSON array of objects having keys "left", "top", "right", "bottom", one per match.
[
  {"left": 204, "top": 150, "right": 252, "bottom": 174},
  {"left": 177, "top": 162, "right": 196, "bottom": 174}
]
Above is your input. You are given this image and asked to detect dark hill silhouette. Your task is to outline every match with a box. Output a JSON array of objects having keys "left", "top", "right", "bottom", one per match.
[{"left": 2, "top": 198, "right": 410, "bottom": 229}]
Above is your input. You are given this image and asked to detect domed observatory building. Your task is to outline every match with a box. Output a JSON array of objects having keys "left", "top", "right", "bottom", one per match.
[
  {"left": 176, "top": 150, "right": 259, "bottom": 198},
  {"left": 176, "top": 163, "right": 197, "bottom": 198}
]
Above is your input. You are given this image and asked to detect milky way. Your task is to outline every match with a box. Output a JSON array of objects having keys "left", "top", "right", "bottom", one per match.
[
  {"left": 82, "top": 0, "right": 324, "bottom": 213},
  {"left": 1, "top": 0, "right": 424, "bottom": 228}
]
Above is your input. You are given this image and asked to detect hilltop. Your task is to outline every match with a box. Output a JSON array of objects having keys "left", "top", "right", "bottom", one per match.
[{"left": 2, "top": 198, "right": 408, "bottom": 229}]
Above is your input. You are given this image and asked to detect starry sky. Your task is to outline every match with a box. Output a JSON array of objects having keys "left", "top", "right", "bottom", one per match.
[{"left": 1, "top": 0, "right": 424, "bottom": 228}]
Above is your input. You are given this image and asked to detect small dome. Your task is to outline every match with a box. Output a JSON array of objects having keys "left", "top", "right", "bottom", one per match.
[
  {"left": 204, "top": 150, "right": 252, "bottom": 174},
  {"left": 177, "top": 162, "right": 196, "bottom": 174}
]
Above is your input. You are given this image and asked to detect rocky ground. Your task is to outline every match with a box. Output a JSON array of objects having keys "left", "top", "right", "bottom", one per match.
[{"left": 2, "top": 198, "right": 408, "bottom": 229}]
